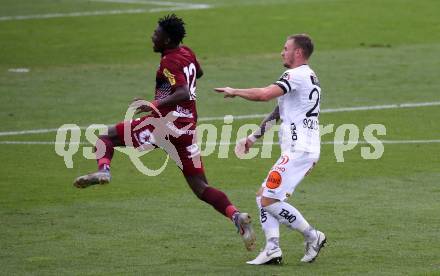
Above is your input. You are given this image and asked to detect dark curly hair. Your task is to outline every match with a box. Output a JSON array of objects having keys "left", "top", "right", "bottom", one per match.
[{"left": 158, "top": 14, "right": 186, "bottom": 45}]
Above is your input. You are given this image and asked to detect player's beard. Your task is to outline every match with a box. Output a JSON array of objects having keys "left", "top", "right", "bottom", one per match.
[{"left": 283, "top": 56, "right": 295, "bottom": 68}]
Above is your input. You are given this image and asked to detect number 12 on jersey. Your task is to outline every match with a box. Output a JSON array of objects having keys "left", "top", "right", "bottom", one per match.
[{"left": 183, "top": 63, "right": 197, "bottom": 100}]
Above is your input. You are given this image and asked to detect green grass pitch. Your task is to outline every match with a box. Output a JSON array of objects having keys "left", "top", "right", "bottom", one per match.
[{"left": 0, "top": 0, "right": 439, "bottom": 274}]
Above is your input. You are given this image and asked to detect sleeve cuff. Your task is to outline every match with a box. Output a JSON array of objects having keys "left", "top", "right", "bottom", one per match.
[{"left": 274, "top": 82, "right": 288, "bottom": 94}]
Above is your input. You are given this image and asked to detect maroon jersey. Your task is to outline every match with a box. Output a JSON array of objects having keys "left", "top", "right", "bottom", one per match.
[{"left": 154, "top": 45, "right": 201, "bottom": 123}]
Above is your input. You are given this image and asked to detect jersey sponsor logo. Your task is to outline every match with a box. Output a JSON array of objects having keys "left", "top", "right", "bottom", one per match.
[
  {"left": 310, "top": 74, "right": 320, "bottom": 87},
  {"left": 266, "top": 171, "right": 282, "bottom": 189},
  {"left": 290, "top": 123, "right": 298, "bottom": 142},
  {"left": 172, "top": 105, "right": 194, "bottom": 118},
  {"left": 303, "top": 118, "right": 319, "bottom": 130},
  {"left": 163, "top": 68, "right": 176, "bottom": 86},
  {"left": 281, "top": 72, "right": 290, "bottom": 80},
  {"left": 279, "top": 208, "right": 296, "bottom": 223},
  {"left": 273, "top": 166, "right": 286, "bottom": 173},
  {"left": 165, "top": 121, "right": 196, "bottom": 136},
  {"left": 260, "top": 208, "right": 267, "bottom": 223},
  {"left": 278, "top": 154, "right": 289, "bottom": 165}
]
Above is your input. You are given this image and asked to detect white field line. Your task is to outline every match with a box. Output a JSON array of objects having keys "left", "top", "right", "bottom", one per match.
[
  {"left": 94, "top": 0, "right": 203, "bottom": 6},
  {"left": 0, "top": 141, "right": 88, "bottom": 145},
  {"left": 212, "top": 140, "right": 440, "bottom": 145},
  {"left": 0, "top": 128, "right": 85, "bottom": 137},
  {"left": 93, "top": 0, "right": 211, "bottom": 12},
  {"left": 8, "top": 68, "right": 30, "bottom": 73},
  {"left": 0, "top": 101, "right": 439, "bottom": 137},
  {"left": 199, "top": 100, "right": 440, "bottom": 121},
  {"left": 0, "top": 9, "right": 148, "bottom": 21},
  {"left": 1, "top": 140, "right": 440, "bottom": 145},
  {"left": 0, "top": 1, "right": 211, "bottom": 21}
]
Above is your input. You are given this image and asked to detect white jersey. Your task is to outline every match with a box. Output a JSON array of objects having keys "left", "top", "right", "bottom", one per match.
[{"left": 274, "top": 64, "right": 321, "bottom": 154}]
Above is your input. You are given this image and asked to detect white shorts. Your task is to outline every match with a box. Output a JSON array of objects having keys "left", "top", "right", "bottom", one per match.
[{"left": 261, "top": 151, "right": 319, "bottom": 201}]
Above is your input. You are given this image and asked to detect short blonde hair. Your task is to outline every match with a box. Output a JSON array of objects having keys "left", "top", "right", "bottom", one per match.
[{"left": 288, "top": 34, "right": 314, "bottom": 58}]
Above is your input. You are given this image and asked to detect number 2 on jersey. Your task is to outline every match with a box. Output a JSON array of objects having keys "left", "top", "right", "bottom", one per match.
[
  {"left": 183, "top": 63, "right": 197, "bottom": 100},
  {"left": 306, "top": 87, "right": 320, "bottom": 117}
]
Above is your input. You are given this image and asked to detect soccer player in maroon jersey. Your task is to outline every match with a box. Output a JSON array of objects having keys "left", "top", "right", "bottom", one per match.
[{"left": 73, "top": 14, "right": 255, "bottom": 251}]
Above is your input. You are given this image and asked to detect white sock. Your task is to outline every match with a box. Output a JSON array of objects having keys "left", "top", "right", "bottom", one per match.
[
  {"left": 256, "top": 196, "right": 280, "bottom": 250},
  {"left": 264, "top": 201, "right": 316, "bottom": 241}
]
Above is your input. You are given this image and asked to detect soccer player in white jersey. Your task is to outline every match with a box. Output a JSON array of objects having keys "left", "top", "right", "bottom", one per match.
[{"left": 215, "top": 34, "right": 326, "bottom": 265}]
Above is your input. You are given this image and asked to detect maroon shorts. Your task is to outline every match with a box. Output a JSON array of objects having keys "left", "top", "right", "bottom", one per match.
[{"left": 115, "top": 115, "right": 204, "bottom": 176}]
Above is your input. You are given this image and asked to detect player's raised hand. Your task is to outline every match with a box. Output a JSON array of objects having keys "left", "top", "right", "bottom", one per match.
[{"left": 214, "top": 87, "right": 236, "bottom": 98}]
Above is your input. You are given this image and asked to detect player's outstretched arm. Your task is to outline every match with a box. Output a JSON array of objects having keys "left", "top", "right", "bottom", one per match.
[{"left": 214, "top": 84, "right": 283, "bottom": 101}]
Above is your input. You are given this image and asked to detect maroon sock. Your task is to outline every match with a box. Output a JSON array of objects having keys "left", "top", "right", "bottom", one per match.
[
  {"left": 95, "top": 135, "right": 115, "bottom": 171},
  {"left": 201, "top": 187, "right": 238, "bottom": 219}
]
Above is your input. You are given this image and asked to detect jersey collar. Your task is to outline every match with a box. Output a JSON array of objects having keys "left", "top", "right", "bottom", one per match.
[{"left": 162, "top": 46, "right": 181, "bottom": 57}]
